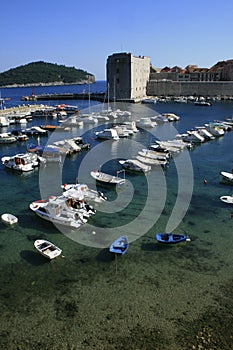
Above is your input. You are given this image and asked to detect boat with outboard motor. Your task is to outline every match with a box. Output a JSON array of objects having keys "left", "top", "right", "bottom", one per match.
[
  {"left": 1, "top": 153, "right": 40, "bottom": 172},
  {"left": 1, "top": 213, "right": 18, "bottom": 225},
  {"left": 34, "top": 239, "right": 62, "bottom": 260},
  {"left": 90, "top": 170, "right": 126, "bottom": 185},
  {"left": 220, "top": 171, "right": 233, "bottom": 183}
]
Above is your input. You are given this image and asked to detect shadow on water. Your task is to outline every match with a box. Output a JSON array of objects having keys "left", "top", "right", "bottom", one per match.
[
  {"left": 20, "top": 250, "right": 49, "bottom": 266},
  {"left": 96, "top": 248, "right": 114, "bottom": 263}
]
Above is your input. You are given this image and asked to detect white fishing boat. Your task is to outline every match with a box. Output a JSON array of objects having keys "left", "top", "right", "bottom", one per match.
[
  {"left": 29, "top": 196, "right": 88, "bottom": 228},
  {"left": 61, "top": 183, "right": 107, "bottom": 203},
  {"left": 119, "top": 159, "right": 151, "bottom": 172},
  {"left": 1, "top": 213, "right": 18, "bottom": 225},
  {"left": 220, "top": 195, "right": 233, "bottom": 204},
  {"left": 90, "top": 170, "right": 125, "bottom": 185},
  {"left": 195, "top": 126, "right": 215, "bottom": 140},
  {"left": 2, "top": 153, "right": 39, "bottom": 172},
  {"left": 34, "top": 239, "right": 62, "bottom": 259},
  {"left": 220, "top": 171, "right": 233, "bottom": 183},
  {"left": 204, "top": 123, "right": 225, "bottom": 137}
]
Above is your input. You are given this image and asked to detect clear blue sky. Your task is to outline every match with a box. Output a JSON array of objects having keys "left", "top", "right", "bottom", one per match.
[{"left": 1, "top": 0, "right": 233, "bottom": 80}]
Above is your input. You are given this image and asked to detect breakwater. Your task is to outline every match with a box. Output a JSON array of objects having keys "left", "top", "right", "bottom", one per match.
[{"left": 21, "top": 92, "right": 106, "bottom": 102}]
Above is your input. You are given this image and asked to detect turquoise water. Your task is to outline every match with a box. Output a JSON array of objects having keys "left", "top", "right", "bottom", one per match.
[{"left": 1, "top": 86, "right": 233, "bottom": 349}]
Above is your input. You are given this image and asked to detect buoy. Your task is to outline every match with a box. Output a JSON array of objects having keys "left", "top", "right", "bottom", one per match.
[
  {"left": 203, "top": 179, "right": 207, "bottom": 185},
  {"left": 92, "top": 231, "right": 96, "bottom": 235}
]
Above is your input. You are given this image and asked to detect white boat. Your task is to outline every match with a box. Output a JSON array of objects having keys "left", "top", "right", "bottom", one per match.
[
  {"left": 113, "top": 125, "right": 132, "bottom": 137},
  {"left": 141, "top": 98, "right": 157, "bottom": 104},
  {"left": 195, "top": 126, "right": 215, "bottom": 140},
  {"left": 150, "top": 114, "right": 169, "bottom": 123},
  {"left": 194, "top": 101, "right": 211, "bottom": 106},
  {"left": 61, "top": 183, "right": 107, "bottom": 203},
  {"left": 178, "top": 130, "right": 205, "bottom": 143},
  {"left": 2, "top": 153, "right": 39, "bottom": 172},
  {"left": 220, "top": 195, "right": 233, "bottom": 204},
  {"left": 220, "top": 171, "right": 233, "bottom": 183},
  {"left": 1, "top": 213, "right": 18, "bottom": 225},
  {"left": 95, "top": 128, "right": 119, "bottom": 140},
  {"left": 29, "top": 196, "right": 88, "bottom": 228},
  {"left": 0, "top": 116, "right": 10, "bottom": 127},
  {"left": 162, "top": 113, "right": 180, "bottom": 121},
  {"left": 136, "top": 117, "right": 157, "bottom": 128},
  {"left": 90, "top": 170, "right": 125, "bottom": 185},
  {"left": 136, "top": 155, "right": 167, "bottom": 167},
  {"left": 204, "top": 124, "right": 225, "bottom": 137},
  {"left": 34, "top": 239, "right": 62, "bottom": 260},
  {"left": 138, "top": 149, "right": 169, "bottom": 161},
  {"left": 0, "top": 133, "right": 17, "bottom": 144},
  {"left": 119, "top": 159, "right": 151, "bottom": 172}
]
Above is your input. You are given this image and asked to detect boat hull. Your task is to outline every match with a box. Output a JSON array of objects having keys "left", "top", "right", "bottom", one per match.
[
  {"left": 109, "top": 236, "right": 129, "bottom": 255},
  {"left": 156, "top": 233, "right": 187, "bottom": 244}
]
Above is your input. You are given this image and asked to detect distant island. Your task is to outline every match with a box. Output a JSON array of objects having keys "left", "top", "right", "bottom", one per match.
[{"left": 0, "top": 61, "right": 95, "bottom": 87}]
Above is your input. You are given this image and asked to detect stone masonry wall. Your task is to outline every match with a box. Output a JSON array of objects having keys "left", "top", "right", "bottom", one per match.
[{"left": 147, "top": 80, "right": 233, "bottom": 97}]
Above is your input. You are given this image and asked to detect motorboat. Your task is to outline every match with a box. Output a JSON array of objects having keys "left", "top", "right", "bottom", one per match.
[
  {"left": 150, "top": 114, "right": 169, "bottom": 124},
  {"left": 29, "top": 196, "right": 88, "bottom": 228},
  {"left": 138, "top": 149, "right": 169, "bottom": 161},
  {"left": 162, "top": 113, "right": 180, "bottom": 121},
  {"left": 0, "top": 133, "right": 17, "bottom": 144},
  {"left": 95, "top": 128, "right": 119, "bottom": 140},
  {"left": 62, "top": 183, "right": 107, "bottom": 203},
  {"left": 195, "top": 126, "right": 215, "bottom": 140},
  {"left": 1, "top": 213, "right": 18, "bottom": 225},
  {"left": 90, "top": 170, "right": 126, "bottom": 185},
  {"left": 220, "top": 171, "right": 233, "bottom": 183},
  {"left": 136, "top": 117, "right": 157, "bottom": 128},
  {"left": 141, "top": 98, "right": 157, "bottom": 104},
  {"left": 136, "top": 155, "right": 167, "bottom": 167},
  {"left": 113, "top": 125, "right": 132, "bottom": 137},
  {"left": 220, "top": 195, "right": 233, "bottom": 204},
  {"left": 119, "top": 159, "right": 151, "bottom": 173},
  {"left": 178, "top": 130, "right": 205, "bottom": 143},
  {"left": 156, "top": 233, "right": 190, "bottom": 244},
  {"left": 121, "top": 121, "right": 139, "bottom": 133},
  {"left": 34, "top": 239, "right": 62, "bottom": 260},
  {"left": 204, "top": 123, "right": 225, "bottom": 137},
  {"left": 2, "top": 153, "right": 39, "bottom": 172},
  {"left": 109, "top": 235, "right": 129, "bottom": 255},
  {"left": 194, "top": 101, "right": 211, "bottom": 106}
]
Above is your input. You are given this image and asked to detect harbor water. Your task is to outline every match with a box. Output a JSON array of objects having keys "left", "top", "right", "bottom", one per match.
[{"left": 0, "top": 82, "right": 233, "bottom": 349}]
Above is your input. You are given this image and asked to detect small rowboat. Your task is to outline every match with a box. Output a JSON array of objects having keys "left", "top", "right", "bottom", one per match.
[
  {"left": 90, "top": 170, "right": 125, "bottom": 185},
  {"left": 109, "top": 235, "right": 129, "bottom": 255},
  {"left": 1, "top": 213, "right": 18, "bottom": 225},
  {"left": 220, "top": 195, "right": 233, "bottom": 204},
  {"left": 156, "top": 233, "right": 190, "bottom": 244},
  {"left": 34, "top": 239, "right": 62, "bottom": 260}
]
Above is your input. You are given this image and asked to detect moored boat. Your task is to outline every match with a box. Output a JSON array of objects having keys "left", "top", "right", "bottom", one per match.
[
  {"left": 156, "top": 233, "right": 189, "bottom": 244},
  {"left": 220, "top": 171, "right": 233, "bottom": 183},
  {"left": 119, "top": 159, "right": 151, "bottom": 173},
  {"left": 1, "top": 213, "right": 18, "bottom": 225},
  {"left": 34, "top": 239, "right": 62, "bottom": 259},
  {"left": 109, "top": 235, "right": 129, "bottom": 255},
  {"left": 90, "top": 170, "right": 126, "bottom": 185},
  {"left": 220, "top": 195, "right": 233, "bottom": 204}
]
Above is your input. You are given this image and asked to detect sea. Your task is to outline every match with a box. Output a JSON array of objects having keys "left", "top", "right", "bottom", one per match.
[{"left": 0, "top": 81, "right": 233, "bottom": 349}]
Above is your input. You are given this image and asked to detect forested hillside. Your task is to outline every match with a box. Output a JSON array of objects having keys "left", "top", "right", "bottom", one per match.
[{"left": 0, "top": 61, "right": 95, "bottom": 86}]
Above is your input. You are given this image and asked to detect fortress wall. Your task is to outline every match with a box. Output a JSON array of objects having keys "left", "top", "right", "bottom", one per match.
[{"left": 147, "top": 80, "right": 233, "bottom": 97}]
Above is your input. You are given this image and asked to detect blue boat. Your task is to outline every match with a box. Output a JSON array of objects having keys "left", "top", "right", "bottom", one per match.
[
  {"left": 156, "top": 233, "right": 189, "bottom": 244},
  {"left": 109, "top": 235, "right": 129, "bottom": 255}
]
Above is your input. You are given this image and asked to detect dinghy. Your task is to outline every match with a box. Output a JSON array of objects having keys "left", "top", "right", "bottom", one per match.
[
  {"left": 156, "top": 233, "right": 189, "bottom": 244},
  {"left": 220, "top": 195, "right": 233, "bottom": 204},
  {"left": 109, "top": 235, "right": 129, "bottom": 255},
  {"left": 34, "top": 239, "right": 62, "bottom": 259},
  {"left": 1, "top": 213, "right": 18, "bottom": 225}
]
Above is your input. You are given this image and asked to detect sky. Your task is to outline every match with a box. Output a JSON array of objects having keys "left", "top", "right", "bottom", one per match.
[{"left": 1, "top": 0, "right": 233, "bottom": 80}]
